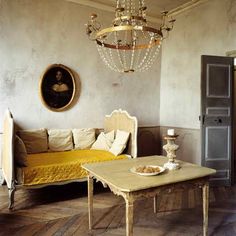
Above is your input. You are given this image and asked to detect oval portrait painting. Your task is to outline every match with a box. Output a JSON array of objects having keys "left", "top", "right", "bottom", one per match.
[{"left": 40, "top": 64, "right": 76, "bottom": 111}]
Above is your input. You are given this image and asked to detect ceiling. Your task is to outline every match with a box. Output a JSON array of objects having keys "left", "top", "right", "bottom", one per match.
[
  {"left": 67, "top": 0, "right": 208, "bottom": 22},
  {"left": 95, "top": 0, "right": 191, "bottom": 17}
]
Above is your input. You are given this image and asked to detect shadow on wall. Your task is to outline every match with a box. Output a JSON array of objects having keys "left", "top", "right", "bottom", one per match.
[
  {"left": 138, "top": 127, "right": 161, "bottom": 156},
  {"left": 160, "top": 127, "right": 201, "bottom": 165},
  {"left": 137, "top": 126, "right": 200, "bottom": 164}
]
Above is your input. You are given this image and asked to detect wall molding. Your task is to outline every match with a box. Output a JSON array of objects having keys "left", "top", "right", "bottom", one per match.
[
  {"left": 226, "top": 50, "right": 236, "bottom": 57},
  {"left": 66, "top": 0, "right": 210, "bottom": 23},
  {"left": 168, "top": 0, "right": 210, "bottom": 17}
]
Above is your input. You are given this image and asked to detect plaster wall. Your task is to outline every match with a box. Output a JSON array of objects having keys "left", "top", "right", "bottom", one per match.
[
  {"left": 160, "top": 0, "right": 236, "bottom": 129},
  {"left": 0, "top": 0, "right": 161, "bottom": 131}
]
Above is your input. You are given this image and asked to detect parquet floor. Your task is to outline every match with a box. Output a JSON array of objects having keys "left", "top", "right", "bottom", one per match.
[{"left": 0, "top": 182, "right": 236, "bottom": 236}]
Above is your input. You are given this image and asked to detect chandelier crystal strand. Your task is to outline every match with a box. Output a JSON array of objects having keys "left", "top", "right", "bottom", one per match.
[
  {"left": 99, "top": 44, "right": 116, "bottom": 71},
  {"left": 141, "top": 44, "right": 161, "bottom": 72},
  {"left": 140, "top": 46, "right": 159, "bottom": 72},
  {"left": 137, "top": 36, "right": 153, "bottom": 69},
  {"left": 130, "top": 31, "right": 136, "bottom": 71},
  {"left": 86, "top": 0, "right": 175, "bottom": 73},
  {"left": 123, "top": 30, "right": 128, "bottom": 71},
  {"left": 115, "top": 31, "right": 125, "bottom": 71},
  {"left": 97, "top": 33, "right": 117, "bottom": 71},
  {"left": 109, "top": 48, "right": 120, "bottom": 72}
]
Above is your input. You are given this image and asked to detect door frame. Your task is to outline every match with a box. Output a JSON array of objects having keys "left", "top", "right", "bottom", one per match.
[{"left": 226, "top": 51, "right": 236, "bottom": 183}]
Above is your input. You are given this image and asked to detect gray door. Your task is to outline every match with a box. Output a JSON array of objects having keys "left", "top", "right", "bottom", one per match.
[{"left": 201, "top": 55, "right": 234, "bottom": 186}]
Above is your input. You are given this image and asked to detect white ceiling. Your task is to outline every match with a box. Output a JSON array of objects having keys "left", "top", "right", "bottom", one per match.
[
  {"left": 67, "top": 0, "right": 208, "bottom": 22},
  {"left": 96, "top": 0, "right": 191, "bottom": 17}
]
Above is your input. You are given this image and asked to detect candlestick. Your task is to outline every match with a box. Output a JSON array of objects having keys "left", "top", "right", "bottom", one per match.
[{"left": 163, "top": 135, "right": 180, "bottom": 170}]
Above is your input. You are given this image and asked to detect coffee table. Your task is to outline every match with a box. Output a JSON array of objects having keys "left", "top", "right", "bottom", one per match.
[{"left": 82, "top": 156, "right": 216, "bottom": 236}]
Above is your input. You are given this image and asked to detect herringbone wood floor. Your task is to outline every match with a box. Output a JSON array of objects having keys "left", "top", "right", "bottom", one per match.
[{"left": 0, "top": 182, "right": 236, "bottom": 236}]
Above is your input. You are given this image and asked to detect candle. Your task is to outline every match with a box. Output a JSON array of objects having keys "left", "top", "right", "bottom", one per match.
[{"left": 167, "top": 129, "right": 175, "bottom": 136}]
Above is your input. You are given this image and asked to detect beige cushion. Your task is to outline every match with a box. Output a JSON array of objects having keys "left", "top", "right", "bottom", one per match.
[
  {"left": 91, "top": 130, "right": 115, "bottom": 151},
  {"left": 72, "top": 128, "right": 95, "bottom": 149},
  {"left": 14, "top": 135, "right": 27, "bottom": 167},
  {"left": 109, "top": 130, "right": 130, "bottom": 156},
  {"left": 18, "top": 128, "right": 48, "bottom": 154},
  {"left": 48, "top": 129, "right": 73, "bottom": 151}
]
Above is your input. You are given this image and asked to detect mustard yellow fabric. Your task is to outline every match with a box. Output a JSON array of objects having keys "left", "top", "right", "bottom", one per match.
[{"left": 21, "top": 150, "right": 127, "bottom": 186}]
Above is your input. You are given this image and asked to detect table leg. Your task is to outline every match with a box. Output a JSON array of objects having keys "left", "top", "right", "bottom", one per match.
[
  {"left": 154, "top": 195, "right": 157, "bottom": 213},
  {"left": 125, "top": 198, "right": 134, "bottom": 236},
  {"left": 202, "top": 183, "right": 209, "bottom": 236},
  {"left": 88, "top": 175, "right": 93, "bottom": 230}
]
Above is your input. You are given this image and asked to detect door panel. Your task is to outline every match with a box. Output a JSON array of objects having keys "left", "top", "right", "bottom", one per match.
[
  {"left": 201, "top": 55, "right": 234, "bottom": 186},
  {"left": 207, "top": 64, "right": 231, "bottom": 98},
  {"left": 205, "top": 126, "right": 229, "bottom": 160}
]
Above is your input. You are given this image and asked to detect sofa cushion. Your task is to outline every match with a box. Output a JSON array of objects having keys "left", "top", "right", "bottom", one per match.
[
  {"left": 48, "top": 129, "right": 73, "bottom": 151},
  {"left": 72, "top": 128, "right": 95, "bottom": 149},
  {"left": 110, "top": 130, "right": 130, "bottom": 156},
  {"left": 18, "top": 128, "right": 48, "bottom": 154},
  {"left": 14, "top": 135, "right": 27, "bottom": 167},
  {"left": 91, "top": 130, "right": 114, "bottom": 151},
  {"left": 21, "top": 150, "right": 127, "bottom": 186}
]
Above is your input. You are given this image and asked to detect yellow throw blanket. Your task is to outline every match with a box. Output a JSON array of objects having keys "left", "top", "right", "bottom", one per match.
[{"left": 21, "top": 149, "right": 127, "bottom": 186}]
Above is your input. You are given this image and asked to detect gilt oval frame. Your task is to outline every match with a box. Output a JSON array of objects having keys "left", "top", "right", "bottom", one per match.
[{"left": 39, "top": 64, "right": 76, "bottom": 112}]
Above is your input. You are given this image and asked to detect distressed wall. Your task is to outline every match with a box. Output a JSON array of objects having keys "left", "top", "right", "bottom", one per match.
[
  {"left": 0, "top": 0, "right": 161, "bottom": 131},
  {"left": 160, "top": 0, "right": 236, "bottom": 129}
]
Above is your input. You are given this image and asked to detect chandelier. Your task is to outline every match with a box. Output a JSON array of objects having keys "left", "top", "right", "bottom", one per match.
[{"left": 86, "top": 0, "right": 175, "bottom": 73}]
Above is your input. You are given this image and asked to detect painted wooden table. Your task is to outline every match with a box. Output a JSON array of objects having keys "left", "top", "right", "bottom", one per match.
[{"left": 82, "top": 156, "right": 216, "bottom": 236}]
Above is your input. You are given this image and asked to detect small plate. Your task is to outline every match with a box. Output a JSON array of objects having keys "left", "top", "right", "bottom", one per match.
[{"left": 130, "top": 165, "right": 165, "bottom": 176}]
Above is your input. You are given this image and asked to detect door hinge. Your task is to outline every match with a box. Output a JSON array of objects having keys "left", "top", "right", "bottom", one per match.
[{"left": 199, "top": 115, "right": 205, "bottom": 124}]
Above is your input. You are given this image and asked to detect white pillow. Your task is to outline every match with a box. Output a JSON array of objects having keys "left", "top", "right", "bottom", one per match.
[
  {"left": 73, "top": 128, "right": 95, "bottom": 149},
  {"left": 91, "top": 130, "right": 115, "bottom": 151},
  {"left": 48, "top": 129, "right": 73, "bottom": 151},
  {"left": 109, "top": 130, "right": 130, "bottom": 156}
]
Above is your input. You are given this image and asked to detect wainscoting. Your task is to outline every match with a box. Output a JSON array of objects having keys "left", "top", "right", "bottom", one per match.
[
  {"left": 138, "top": 126, "right": 201, "bottom": 164},
  {"left": 137, "top": 126, "right": 161, "bottom": 156},
  {"left": 0, "top": 126, "right": 201, "bottom": 181}
]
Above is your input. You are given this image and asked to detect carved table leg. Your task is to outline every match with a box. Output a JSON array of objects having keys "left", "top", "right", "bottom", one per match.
[
  {"left": 125, "top": 197, "right": 134, "bottom": 236},
  {"left": 202, "top": 183, "right": 209, "bottom": 236},
  {"left": 88, "top": 175, "right": 93, "bottom": 230},
  {"left": 154, "top": 195, "right": 157, "bottom": 213}
]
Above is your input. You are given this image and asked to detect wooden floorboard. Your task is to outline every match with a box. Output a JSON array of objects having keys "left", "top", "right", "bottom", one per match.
[{"left": 0, "top": 182, "right": 236, "bottom": 235}]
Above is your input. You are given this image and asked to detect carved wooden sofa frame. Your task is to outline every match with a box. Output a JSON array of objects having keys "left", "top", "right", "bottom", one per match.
[{"left": 1, "top": 109, "right": 138, "bottom": 209}]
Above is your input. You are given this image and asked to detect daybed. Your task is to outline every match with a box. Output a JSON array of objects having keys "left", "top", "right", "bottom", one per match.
[{"left": 1, "top": 109, "right": 138, "bottom": 209}]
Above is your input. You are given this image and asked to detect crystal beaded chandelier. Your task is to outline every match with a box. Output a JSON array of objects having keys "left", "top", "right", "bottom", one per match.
[{"left": 86, "top": 0, "right": 175, "bottom": 73}]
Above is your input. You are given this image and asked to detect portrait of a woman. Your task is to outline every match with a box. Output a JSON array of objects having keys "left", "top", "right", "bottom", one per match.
[{"left": 40, "top": 64, "right": 75, "bottom": 111}]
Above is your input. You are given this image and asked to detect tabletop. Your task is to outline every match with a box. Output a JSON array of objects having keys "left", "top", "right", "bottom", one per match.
[{"left": 82, "top": 156, "right": 216, "bottom": 192}]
